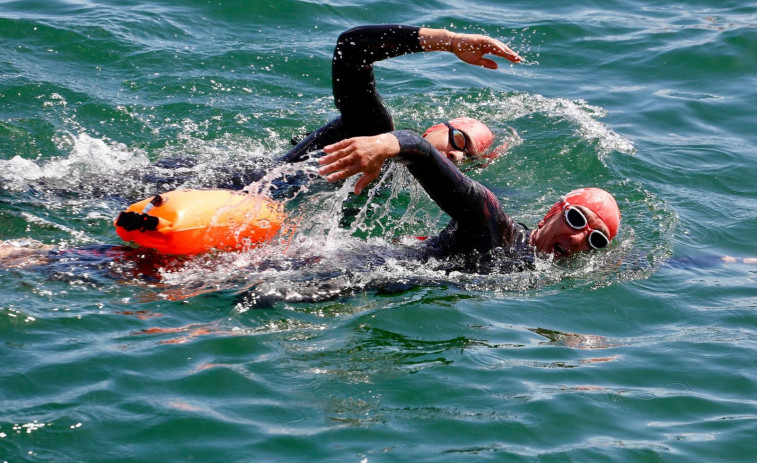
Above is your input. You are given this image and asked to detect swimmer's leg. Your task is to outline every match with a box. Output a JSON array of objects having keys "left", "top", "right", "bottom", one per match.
[{"left": 0, "top": 239, "right": 56, "bottom": 268}]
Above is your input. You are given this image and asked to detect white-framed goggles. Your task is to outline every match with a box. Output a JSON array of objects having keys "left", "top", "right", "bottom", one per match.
[{"left": 563, "top": 203, "right": 610, "bottom": 250}]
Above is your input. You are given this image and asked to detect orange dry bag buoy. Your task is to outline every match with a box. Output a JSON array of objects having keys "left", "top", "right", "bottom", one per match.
[{"left": 115, "top": 189, "right": 285, "bottom": 255}]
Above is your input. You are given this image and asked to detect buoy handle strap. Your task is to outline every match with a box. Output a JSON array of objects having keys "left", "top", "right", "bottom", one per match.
[{"left": 140, "top": 194, "right": 165, "bottom": 214}]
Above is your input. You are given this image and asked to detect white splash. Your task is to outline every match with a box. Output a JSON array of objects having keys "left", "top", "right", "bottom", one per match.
[{"left": 0, "top": 132, "right": 150, "bottom": 191}]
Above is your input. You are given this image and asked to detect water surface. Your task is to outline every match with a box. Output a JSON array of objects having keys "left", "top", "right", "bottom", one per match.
[{"left": 1, "top": 1, "right": 756, "bottom": 461}]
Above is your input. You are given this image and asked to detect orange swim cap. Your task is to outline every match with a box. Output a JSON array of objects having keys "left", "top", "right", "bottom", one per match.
[
  {"left": 543, "top": 187, "right": 621, "bottom": 239},
  {"left": 423, "top": 117, "right": 494, "bottom": 155}
]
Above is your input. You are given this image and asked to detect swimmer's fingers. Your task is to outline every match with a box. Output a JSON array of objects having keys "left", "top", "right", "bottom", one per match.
[
  {"left": 491, "top": 41, "right": 522, "bottom": 63},
  {"left": 319, "top": 134, "right": 400, "bottom": 193},
  {"left": 320, "top": 154, "right": 378, "bottom": 194},
  {"left": 319, "top": 154, "right": 364, "bottom": 182},
  {"left": 452, "top": 34, "right": 522, "bottom": 67},
  {"left": 320, "top": 137, "right": 354, "bottom": 159},
  {"left": 352, "top": 170, "right": 381, "bottom": 195},
  {"left": 318, "top": 141, "right": 354, "bottom": 172},
  {"left": 319, "top": 139, "right": 368, "bottom": 179}
]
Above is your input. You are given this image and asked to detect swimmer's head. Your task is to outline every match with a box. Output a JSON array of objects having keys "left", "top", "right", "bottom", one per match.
[
  {"left": 530, "top": 187, "right": 620, "bottom": 258},
  {"left": 423, "top": 117, "right": 494, "bottom": 162}
]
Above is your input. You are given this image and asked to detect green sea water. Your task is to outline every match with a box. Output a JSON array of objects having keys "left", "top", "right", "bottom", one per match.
[{"left": 2, "top": 1, "right": 756, "bottom": 461}]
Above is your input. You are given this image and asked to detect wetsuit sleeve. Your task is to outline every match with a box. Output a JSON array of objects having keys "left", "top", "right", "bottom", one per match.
[
  {"left": 279, "top": 25, "right": 422, "bottom": 163},
  {"left": 332, "top": 25, "right": 422, "bottom": 135},
  {"left": 392, "top": 130, "right": 521, "bottom": 249},
  {"left": 277, "top": 117, "right": 343, "bottom": 163}
]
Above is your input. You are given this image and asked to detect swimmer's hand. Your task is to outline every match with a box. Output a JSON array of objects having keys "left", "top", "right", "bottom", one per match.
[
  {"left": 318, "top": 134, "right": 400, "bottom": 195},
  {"left": 419, "top": 28, "right": 522, "bottom": 68}
]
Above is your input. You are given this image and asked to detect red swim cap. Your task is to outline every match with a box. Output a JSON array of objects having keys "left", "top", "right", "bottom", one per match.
[
  {"left": 543, "top": 187, "right": 621, "bottom": 239},
  {"left": 423, "top": 117, "right": 494, "bottom": 155}
]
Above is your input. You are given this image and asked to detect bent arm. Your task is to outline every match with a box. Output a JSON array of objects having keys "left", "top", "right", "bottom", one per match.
[
  {"left": 333, "top": 25, "right": 521, "bottom": 130},
  {"left": 331, "top": 25, "right": 423, "bottom": 135},
  {"left": 279, "top": 25, "right": 422, "bottom": 163},
  {"left": 391, "top": 130, "right": 506, "bottom": 232},
  {"left": 318, "top": 131, "right": 519, "bottom": 246},
  {"left": 281, "top": 24, "right": 521, "bottom": 163}
]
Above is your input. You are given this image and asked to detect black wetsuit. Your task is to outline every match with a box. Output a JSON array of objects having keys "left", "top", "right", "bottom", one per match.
[
  {"left": 391, "top": 130, "right": 533, "bottom": 271},
  {"left": 279, "top": 24, "right": 423, "bottom": 163},
  {"left": 281, "top": 25, "right": 534, "bottom": 271}
]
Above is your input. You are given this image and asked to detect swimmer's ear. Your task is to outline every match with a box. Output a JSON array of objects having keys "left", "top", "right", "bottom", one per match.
[{"left": 537, "top": 219, "right": 545, "bottom": 229}]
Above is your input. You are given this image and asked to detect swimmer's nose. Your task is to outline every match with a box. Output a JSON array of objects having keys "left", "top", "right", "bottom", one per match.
[
  {"left": 569, "top": 229, "right": 590, "bottom": 251},
  {"left": 446, "top": 151, "right": 465, "bottom": 163}
]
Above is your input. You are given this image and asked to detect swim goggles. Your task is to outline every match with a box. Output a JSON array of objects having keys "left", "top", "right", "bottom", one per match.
[
  {"left": 563, "top": 203, "right": 611, "bottom": 250},
  {"left": 443, "top": 121, "right": 472, "bottom": 157}
]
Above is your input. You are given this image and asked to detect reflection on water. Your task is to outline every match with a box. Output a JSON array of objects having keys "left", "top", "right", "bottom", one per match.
[{"left": 530, "top": 327, "right": 617, "bottom": 349}]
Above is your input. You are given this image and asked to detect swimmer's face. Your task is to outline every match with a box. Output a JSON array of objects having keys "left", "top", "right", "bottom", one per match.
[
  {"left": 423, "top": 125, "right": 479, "bottom": 163},
  {"left": 529, "top": 204, "right": 611, "bottom": 259}
]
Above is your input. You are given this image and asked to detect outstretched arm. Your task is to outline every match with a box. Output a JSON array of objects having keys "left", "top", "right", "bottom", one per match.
[{"left": 418, "top": 27, "right": 521, "bottom": 68}]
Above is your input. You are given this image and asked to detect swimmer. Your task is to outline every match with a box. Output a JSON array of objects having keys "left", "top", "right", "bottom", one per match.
[
  {"left": 317, "top": 131, "right": 620, "bottom": 263},
  {"left": 279, "top": 24, "right": 521, "bottom": 165},
  {"left": 278, "top": 25, "right": 620, "bottom": 264},
  {"left": 145, "top": 24, "right": 516, "bottom": 190},
  {"left": 276, "top": 25, "right": 610, "bottom": 264}
]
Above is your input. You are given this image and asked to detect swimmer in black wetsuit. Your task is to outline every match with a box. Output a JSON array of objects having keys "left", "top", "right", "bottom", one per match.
[
  {"left": 149, "top": 24, "right": 621, "bottom": 265},
  {"left": 282, "top": 25, "right": 619, "bottom": 264},
  {"left": 317, "top": 129, "right": 621, "bottom": 265},
  {"left": 148, "top": 25, "right": 515, "bottom": 190},
  {"left": 279, "top": 24, "right": 521, "bottom": 165}
]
